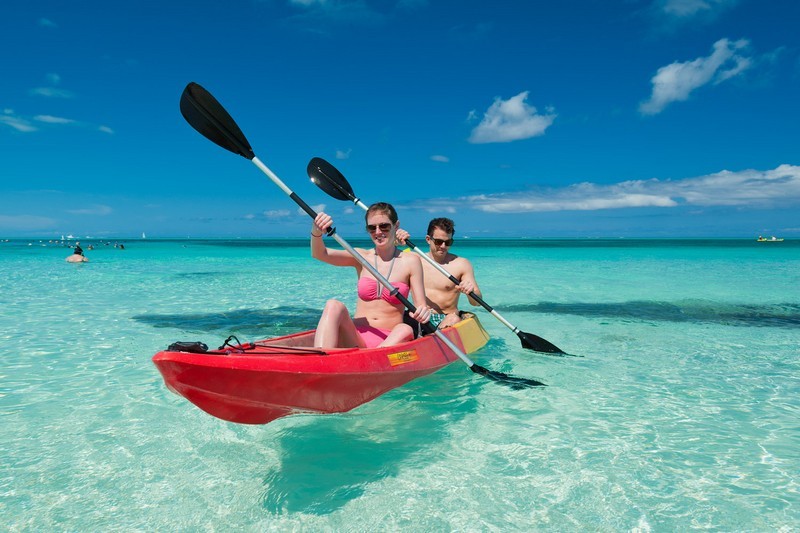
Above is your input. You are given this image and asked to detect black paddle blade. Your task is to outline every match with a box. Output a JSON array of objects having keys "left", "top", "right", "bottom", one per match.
[
  {"left": 180, "top": 82, "right": 255, "bottom": 160},
  {"left": 518, "top": 331, "right": 571, "bottom": 356},
  {"left": 307, "top": 157, "right": 355, "bottom": 201},
  {"left": 470, "top": 364, "right": 547, "bottom": 389}
]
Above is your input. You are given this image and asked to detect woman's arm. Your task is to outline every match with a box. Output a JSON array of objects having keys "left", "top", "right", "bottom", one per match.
[
  {"left": 311, "top": 212, "right": 359, "bottom": 267},
  {"left": 406, "top": 253, "right": 431, "bottom": 323}
]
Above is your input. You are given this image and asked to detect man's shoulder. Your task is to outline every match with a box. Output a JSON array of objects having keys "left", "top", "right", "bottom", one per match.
[
  {"left": 447, "top": 253, "right": 471, "bottom": 265},
  {"left": 445, "top": 254, "right": 473, "bottom": 271}
]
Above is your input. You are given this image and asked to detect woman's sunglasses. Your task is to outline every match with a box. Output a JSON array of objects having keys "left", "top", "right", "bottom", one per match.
[
  {"left": 366, "top": 222, "right": 393, "bottom": 233},
  {"left": 430, "top": 237, "right": 454, "bottom": 247}
]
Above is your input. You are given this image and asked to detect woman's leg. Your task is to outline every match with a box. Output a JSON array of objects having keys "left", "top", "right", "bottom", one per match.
[
  {"left": 378, "top": 323, "right": 413, "bottom": 347},
  {"left": 314, "top": 299, "right": 365, "bottom": 348}
]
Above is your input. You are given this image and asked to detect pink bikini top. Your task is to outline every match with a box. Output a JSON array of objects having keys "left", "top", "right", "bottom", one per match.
[
  {"left": 357, "top": 277, "right": 410, "bottom": 306},
  {"left": 357, "top": 250, "right": 410, "bottom": 305}
]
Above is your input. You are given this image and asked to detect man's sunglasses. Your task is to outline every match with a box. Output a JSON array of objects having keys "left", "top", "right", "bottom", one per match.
[
  {"left": 430, "top": 237, "right": 454, "bottom": 247},
  {"left": 366, "top": 222, "right": 393, "bottom": 233}
]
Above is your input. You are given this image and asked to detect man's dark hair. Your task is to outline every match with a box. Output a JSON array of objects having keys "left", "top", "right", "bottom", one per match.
[{"left": 427, "top": 217, "right": 455, "bottom": 237}]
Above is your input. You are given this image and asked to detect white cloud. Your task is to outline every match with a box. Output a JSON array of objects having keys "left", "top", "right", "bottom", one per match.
[
  {"left": 263, "top": 209, "right": 291, "bottom": 218},
  {"left": 665, "top": 165, "right": 800, "bottom": 206},
  {"left": 1, "top": 109, "right": 113, "bottom": 135},
  {"left": 305, "top": 204, "right": 327, "bottom": 216},
  {"left": 287, "top": 0, "right": 384, "bottom": 25},
  {"left": 67, "top": 204, "right": 113, "bottom": 216},
  {"left": 430, "top": 155, "right": 450, "bottom": 163},
  {"left": 34, "top": 115, "right": 76, "bottom": 125},
  {"left": 38, "top": 18, "right": 57, "bottom": 28},
  {"left": 469, "top": 186, "right": 677, "bottom": 213},
  {"left": 46, "top": 73, "right": 61, "bottom": 85},
  {"left": 468, "top": 91, "right": 556, "bottom": 143},
  {"left": 0, "top": 111, "right": 37, "bottom": 132},
  {"left": 640, "top": 38, "right": 751, "bottom": 115},
  {"left": 336, "top": 149, "right": 352, "bottom": 160},
  {"left": 408, "top": 165, "right": 800, "bottom": 213},
  {"left": 29, "top": 87, "right": 75, "bottom": 98},
  {"left": 658, "top": 0, "right": 739, "bottom": 18}
]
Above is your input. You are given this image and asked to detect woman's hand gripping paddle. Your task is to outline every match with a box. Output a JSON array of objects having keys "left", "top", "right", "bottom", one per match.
[
  {"left": 179, "top": 82, "right": 546, "bottom": 388},
  {"left": 307, "top": 157, "right": 572, "bottom": 357}
]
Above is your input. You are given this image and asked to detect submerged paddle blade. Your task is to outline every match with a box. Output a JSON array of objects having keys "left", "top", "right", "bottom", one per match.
[
  {"left": 518, "top": 331, "right": 569, "bottom": 355},
  {"left": 180, "top": 82, "right": 255, "bottom": 160},
  {"left": 470, "top": 364, "right": 546, "bottom": 389},
  {"left": 307, "top": 157, "right": 356, "bottom": 201}
]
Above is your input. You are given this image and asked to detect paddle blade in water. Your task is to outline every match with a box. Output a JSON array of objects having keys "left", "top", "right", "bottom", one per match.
[
  {"left": 470, "top": 364, "right": 546, "bottom": 389},
  {"left": 518, "top": 331, "right": 569, "bottom": 355},
  {"left": 307, "top": 157, "right": 355, "bottom": 201},
  {"left": 180, "top": 82, "right": 255, "bottom": 160}
]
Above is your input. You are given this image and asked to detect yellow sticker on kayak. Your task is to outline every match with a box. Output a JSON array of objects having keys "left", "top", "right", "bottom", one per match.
[{"left": 387, "top": 349, "right": 419, "bottom": 366}]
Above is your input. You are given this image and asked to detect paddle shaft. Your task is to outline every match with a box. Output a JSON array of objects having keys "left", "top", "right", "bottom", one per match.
[{"left": 250, "top": 157, "right": 480, "bottom": 369}]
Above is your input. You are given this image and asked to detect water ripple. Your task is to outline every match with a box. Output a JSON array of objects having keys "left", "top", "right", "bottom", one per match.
[
  {"left": 501, "top": 300, "right": 800, "bottom": 328},
  {"left": 131, "top": 306, "right": 322, "bottom": 336}
]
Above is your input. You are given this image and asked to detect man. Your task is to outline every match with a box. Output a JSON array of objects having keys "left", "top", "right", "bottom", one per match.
[{"left": 419, "top": 217, "right": 481, "bottom": 329}]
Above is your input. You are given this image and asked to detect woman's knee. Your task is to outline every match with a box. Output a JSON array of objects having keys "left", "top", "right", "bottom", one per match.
[
  {"left": 392, "top": 323, "right": 414, "bottom": 342},
  {"left": 322, "top": 299, "right": 349, "bottom": 317}
]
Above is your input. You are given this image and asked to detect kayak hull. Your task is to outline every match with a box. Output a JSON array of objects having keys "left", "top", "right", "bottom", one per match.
[{"left": 152, "top": 315, "right": 489, "bottom": 424}]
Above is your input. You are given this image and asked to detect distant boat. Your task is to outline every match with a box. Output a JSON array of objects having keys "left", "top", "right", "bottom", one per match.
[
  {"left": 142, "top": 232, "right": 147, "bottom": 239},
  {"left": 757, "top": 236, "right": 784, "bottom": 242}
]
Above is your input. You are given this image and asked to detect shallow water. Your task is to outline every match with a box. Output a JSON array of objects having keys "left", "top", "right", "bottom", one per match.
[{"left": 2, "top": 238, "right": 799, "bottom": 530}]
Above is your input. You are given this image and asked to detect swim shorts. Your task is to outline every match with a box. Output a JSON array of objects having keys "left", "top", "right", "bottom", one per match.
[{"left": 429, "top": 313, "right": 447, "bottom": 329}]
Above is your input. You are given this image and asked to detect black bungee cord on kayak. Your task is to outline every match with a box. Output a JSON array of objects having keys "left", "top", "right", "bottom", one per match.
[
  {"left": 219, "top": 334, "right": 246, "bottom": 352},
  {"left": 167, "top": 334, "right": 328, "bottom": 355}
]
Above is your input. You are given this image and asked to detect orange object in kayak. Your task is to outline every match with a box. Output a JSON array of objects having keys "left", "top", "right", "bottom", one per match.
[{"left": 152, "top": 315, "right": 489, "bottom": 425}]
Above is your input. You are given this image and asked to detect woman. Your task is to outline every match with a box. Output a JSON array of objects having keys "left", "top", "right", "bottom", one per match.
[{"left": 310, "top": 202, "right": 431, "bottom": 348}]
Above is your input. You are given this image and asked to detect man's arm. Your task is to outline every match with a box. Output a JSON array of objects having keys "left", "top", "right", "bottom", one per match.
[{"left": 456, "top": 258, "right": 481, "bottom": 307}]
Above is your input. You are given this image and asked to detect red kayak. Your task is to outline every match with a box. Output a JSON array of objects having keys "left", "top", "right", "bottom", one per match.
[{"left": 152, "top": 315, "right": 489, "bottom": 424}]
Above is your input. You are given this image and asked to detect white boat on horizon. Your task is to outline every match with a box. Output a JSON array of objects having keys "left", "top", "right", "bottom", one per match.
[{"left": 757, "top": 235, "right": 784, "bottom": 242}]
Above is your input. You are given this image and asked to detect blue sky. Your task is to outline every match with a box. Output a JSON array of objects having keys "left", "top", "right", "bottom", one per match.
[{"left": 1, "top": 0, "right": 798, "bottom": 239}]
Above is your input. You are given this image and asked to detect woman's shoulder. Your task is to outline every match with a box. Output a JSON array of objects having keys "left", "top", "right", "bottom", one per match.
[{"left": 398, "top": 249, "right": 422, "bottom": 267}]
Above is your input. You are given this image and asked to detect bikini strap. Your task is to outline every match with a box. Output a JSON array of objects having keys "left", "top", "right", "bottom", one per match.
[{"left": 373, "top": 249, "right": 398, "bottom": 299}]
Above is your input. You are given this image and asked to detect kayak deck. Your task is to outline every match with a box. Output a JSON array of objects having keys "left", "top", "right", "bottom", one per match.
[{"left": 152, "top": 315, "right": 489, "bottom": 424}]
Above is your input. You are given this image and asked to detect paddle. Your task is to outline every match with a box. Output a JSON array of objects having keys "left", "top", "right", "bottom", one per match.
[
  {"left": 307, "top": 157, "right": 570, "bottom": 356},
  {"left": 179, "top": 82, "right": 545, "bottom": 389}
]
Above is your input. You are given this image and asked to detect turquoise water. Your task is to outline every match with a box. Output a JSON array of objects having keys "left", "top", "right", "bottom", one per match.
[{"left": 2, "top": 238, "right": 799, "bottom": 530}]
